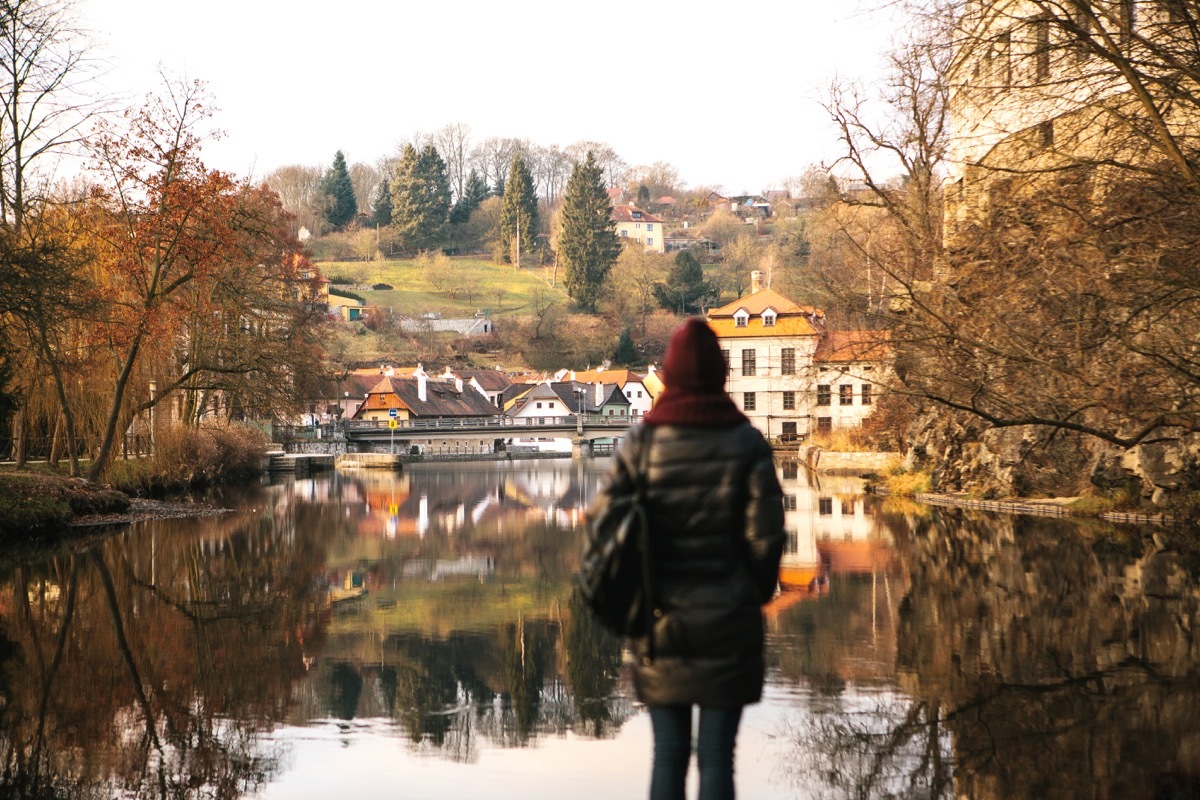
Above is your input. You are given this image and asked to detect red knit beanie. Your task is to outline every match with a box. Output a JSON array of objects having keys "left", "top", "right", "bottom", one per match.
[
  {"left": 644, "top": 318, "right": 747, "bottom": 427},
  {"left": 661, "top": 317, "right": 727, "bottom": 394}
]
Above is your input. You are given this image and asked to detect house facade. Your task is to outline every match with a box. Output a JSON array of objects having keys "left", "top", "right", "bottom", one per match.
[
  {"left": 612, "top": 205, "right": 666, "bottom": 253},
  {"left": 568, "top": 368, "right": 652, "bottom": 418},
  {"left": 708, "top": 273, "right": 825, "bottom": 442},
  {"left": 707, "top": 272, "right": 890, "bottom": 442}
]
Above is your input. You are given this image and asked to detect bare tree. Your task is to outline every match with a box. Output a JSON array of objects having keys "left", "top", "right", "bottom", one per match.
[
  {"left": 264, "top": 164, "right": 322, "bottom": 234},
  {"left": 433, "top": 122, "right": 472, "bottom": 202},
  {"left": 565, "top": 141, "right": 628, "bottom": 188},
  {"left": 347, "top": 160, "right": 381, "bottom": 220},
  {"left": 0, "top": 0, "right": 99, "bottom": 469}
]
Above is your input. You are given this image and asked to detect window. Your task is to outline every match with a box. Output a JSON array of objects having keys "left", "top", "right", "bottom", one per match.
[
  {"left": 743, "top": 392, "right": 756, "bottom": 411},
  {"left": 783, "top": 495, "right": 797, "bottom": 511},
  {"left": 817, "top": 385, "right": 831, "bottom": 406},
  {"left": 722, "top": 350, "right": 731, "bottom": 375},
  {"left": 781, "top": 348, "right": 795, "bottom": 375},
  {"left": 734, "top": 310, "right": 749, "bottom": 327},
  {"left": 621, "top": 230, "right": 629, "bottom": 238},
  {"left": 840, "top": 385, "right": 853, "bottom": 405},
  {"left": 817, "top": 416, "right": 832, "bottom": 435},
  {"left": 742, "top": 349, "right": 756, "bottom": 377},
  {"left": 842, "top": 500, "right": 853, "bottom": 515},
  {"left": 647, "top": 223, "right": 654, "bottom": 231},
  {"left": 647, "top": 238, "right": 654, "bottom": 246},
  {"left": 1033, "top": 15, "right": 1050, "bottom": 81},
  {"left": 782, "top": 421, "right": 798, "bottom": 440},
  {"left": 782, "top": 461, "right": 799, "bottom": 480},
  {"left": 818, "top": 497, "right": 833, "bottom": 515},
  {"left": 1039, "top": 120, "right": 1054, "bottom": 148},
  {"left": 762, "top": 311, "right": 776, "bottom": 327},
  {"left": 535, "top": 402, "right": 542, "bottom": 409},
  {"left": 782, "top": 391, "right": 795, "bottom": 411},
  {"left": 861, "top": 384, "right": 872, "bottom": 405}
]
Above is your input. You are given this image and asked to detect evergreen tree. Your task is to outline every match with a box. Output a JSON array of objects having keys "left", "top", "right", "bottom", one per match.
[
  {"left": 320, "top": 150, "right": 358, "bottom": 229},
  {"left": 390, "top": 144, "right": 451, "bottom": 252},
  {"left": 559, "top": 152, "right": 621, "bottom": 313},
  {"left": 499, "top": 156, "right": 538, "bottom": 264},
  {"left": 371, "top": 173, "right": 392, "bottom": 227},
  {"left": 450, "top": 169, "right": 489, "bottom": 224},
  {"left": 654, "top": 250, "right": 714, "bottom": 314},
  {"left": 614, "top": 327, "right": 638, "bottom": 365}
]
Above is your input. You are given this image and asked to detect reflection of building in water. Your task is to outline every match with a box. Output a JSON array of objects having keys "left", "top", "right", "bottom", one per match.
[
  {"left": 775, "top": 464, "right": 892, "bottom": 596},
  {"left": 772, "top": 462, "right": 897, "bottom": 623},
  {"left": 330, "top": 462, "right": 605, "bottom": 544}
]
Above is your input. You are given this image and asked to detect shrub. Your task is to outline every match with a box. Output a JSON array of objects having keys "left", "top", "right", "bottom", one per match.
[
  {"left": 106, "top": 423, "right": 268, "bottom": 494},
  {"left": 885, "top": 469, "right": 932, "bottom": 497}
]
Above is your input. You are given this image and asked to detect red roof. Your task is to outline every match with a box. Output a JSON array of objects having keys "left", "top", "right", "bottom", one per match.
[{"left": 612, "top": 205, "right": 664, "bottom": 224}]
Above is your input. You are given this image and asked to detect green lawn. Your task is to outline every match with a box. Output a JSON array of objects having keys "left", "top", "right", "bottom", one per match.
[{"left": 318, "top": 256, "right": 569, "bottom": 318}]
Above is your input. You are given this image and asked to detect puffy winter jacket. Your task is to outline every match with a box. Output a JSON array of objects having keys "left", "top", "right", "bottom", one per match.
[{"left": 587, "top": 421, "right": 785, "bottom": 707}]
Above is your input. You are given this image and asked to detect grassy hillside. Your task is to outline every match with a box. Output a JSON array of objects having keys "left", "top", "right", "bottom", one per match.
[{"left": 318, "top": 255, "right": 569, "bottom": 319}]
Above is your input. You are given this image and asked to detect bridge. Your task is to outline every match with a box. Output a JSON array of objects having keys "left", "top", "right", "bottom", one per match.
[{"left": 341, "top": 414, "right": 633, "bottom": 456}]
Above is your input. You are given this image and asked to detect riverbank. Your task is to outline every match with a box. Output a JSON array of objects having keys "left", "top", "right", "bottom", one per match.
[
  {"left": 0, "top": 468, "right": 234, "bottom": 542},
  {"left": 0, "top": 468, "right": 130, "bottom": 536}
]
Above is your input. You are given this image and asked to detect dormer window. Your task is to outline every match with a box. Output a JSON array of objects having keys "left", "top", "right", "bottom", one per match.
[
  {"left": 734, "top": 309, "right": 749, "bottom": 328},
  {"left": 762, "top": 309, "right": 777, "bottom": 327}
]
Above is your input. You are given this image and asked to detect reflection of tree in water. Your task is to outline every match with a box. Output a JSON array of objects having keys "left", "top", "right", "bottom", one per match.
[
  {"left": 0, "top": 509, "right": 325, "bottom": 799},
  {"left": 783, "top": 693, "right": 952, "bottom": 800},
  {"left": 775, "top": 507, "right": 1200, "bottom": 800},
  {"left": 563, "top": 589, "right": 623, "bottom": 737},
  {"left": 896, "top": 510, "right": 1200, "bottom": 800},
  {"left": 302, "top": 608, "right": 633, "bottom": 761}
]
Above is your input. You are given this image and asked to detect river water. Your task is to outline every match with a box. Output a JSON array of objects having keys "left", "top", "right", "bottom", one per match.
[{"left": 1, "top": 458, "right": 1197, "bottom": 799}]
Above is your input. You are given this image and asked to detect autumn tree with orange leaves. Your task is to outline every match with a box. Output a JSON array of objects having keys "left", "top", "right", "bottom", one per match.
[{"left": 75, "top": 80, "right": 327, "bottom": 481}]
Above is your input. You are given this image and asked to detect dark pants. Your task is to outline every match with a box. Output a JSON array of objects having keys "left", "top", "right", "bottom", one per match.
[{"left": 648, "top": 704, "right": 744, "bottom": 800}]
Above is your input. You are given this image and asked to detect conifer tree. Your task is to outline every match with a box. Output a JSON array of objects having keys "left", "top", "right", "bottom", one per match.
[
  {"left": 450, "top": 169, "right": 489, "bottom": 224},
  {"left": 320, "top": 150, "right": 358, "bottom": 229},
  {"left": 371, "top": 174, "right": 392, "bottom": 227},
  {"left": 559, "top": 152, "right": 621, "bottom": 313},
  {"left": 654, "top": 250, "right": 714, "bottom": 314},
  {"left": 498, "top": 156, "right": 538, "bottom": 264},
  {"left": 390, "top": 144, "right": 451, "bottom": 252},
  {"left": 615, "top": 327, "right": 638, "bottom": 365}
]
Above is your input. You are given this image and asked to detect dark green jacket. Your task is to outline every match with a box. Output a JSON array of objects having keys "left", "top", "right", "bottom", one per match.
[{"left": 589, "top": 422, "right": 785, "bottom": 707}]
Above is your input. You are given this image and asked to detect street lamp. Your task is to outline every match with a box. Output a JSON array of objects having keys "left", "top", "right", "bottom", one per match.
[{"left": 574, "top": 387, "right": 586, "bottom": 436}]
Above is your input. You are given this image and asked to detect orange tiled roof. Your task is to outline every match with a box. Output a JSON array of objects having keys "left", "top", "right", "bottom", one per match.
[
  {"left": 708, "top": 317, "right": 822, "bottom": 338},
  {"left": 571, "top": 368, "right": 644, "bottom": 387},
  {"left": 709, "top": 287, "right": 818, "bottom": 317}
]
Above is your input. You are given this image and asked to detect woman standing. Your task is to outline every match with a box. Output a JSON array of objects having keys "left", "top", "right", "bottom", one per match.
[{"left": 586, "top": 317, "right": 785, "bottom": 800}]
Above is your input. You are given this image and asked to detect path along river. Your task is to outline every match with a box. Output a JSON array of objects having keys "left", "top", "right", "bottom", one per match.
[{"left": 1, "top": 458, "right": 1197, "bottom": 799}]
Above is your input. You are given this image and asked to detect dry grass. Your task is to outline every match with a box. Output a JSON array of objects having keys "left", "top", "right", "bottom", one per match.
[
  {"left": 884, "top": 469, "right": 933, "bottom": 497},
  {"left": 105, "top": 423, "right": 268, "bottom": 494}
]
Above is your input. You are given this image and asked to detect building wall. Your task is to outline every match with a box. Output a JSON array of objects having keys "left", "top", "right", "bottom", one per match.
[
  {"left": 615, "top": 219, "right": 666, "bottom": 253},
  {"left": 720, "top": 334, "right": 821, "bottom": 440}
]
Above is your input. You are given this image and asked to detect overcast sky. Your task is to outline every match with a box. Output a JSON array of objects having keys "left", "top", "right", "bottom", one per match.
[{"left": 78, "top": 0, "right": 903, "bottom": 194}]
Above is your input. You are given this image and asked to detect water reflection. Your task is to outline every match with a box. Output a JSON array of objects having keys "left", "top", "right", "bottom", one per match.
[{"left": 0, "top": 459, "right": 1196, "bottom": 798}]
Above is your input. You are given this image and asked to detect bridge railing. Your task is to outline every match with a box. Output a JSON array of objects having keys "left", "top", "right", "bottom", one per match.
[{"left": 344, "top": 415, "right": 633, "bottom": 432}]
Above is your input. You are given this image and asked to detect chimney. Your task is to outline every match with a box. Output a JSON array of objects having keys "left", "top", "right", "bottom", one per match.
[
  {"left": 417, "top": 372, "right": 427, "bottom": 402},
  {"left": 751, "top": 270, "right": 763, "bottom": 293},
  {"left": 455, "top": 377, "right": 463, "bottom": 393},
  {"left": 595, "top": 382, "right": 603, "bottom": 404}
]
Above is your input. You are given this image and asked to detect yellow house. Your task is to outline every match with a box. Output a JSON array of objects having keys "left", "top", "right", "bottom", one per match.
[{"left": 612, "top": 205, "right": 666, "bottom": 253}]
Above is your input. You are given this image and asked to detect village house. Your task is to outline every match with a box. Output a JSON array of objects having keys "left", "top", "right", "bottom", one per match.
[
  {"left": 567, "top": 367, "right": 653, "bottom": 418},
  {"left": 707, "top": 272, "right": 891, "bottom": 442},
  {"left": 437, "top": 366, "right": 513, "bottom": 408},
  {"left": 353, "top": 369, "right": 498, "bottom": 423},
  {"left": 612, "top": 204, "right": 666, "bottom": 253}
]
